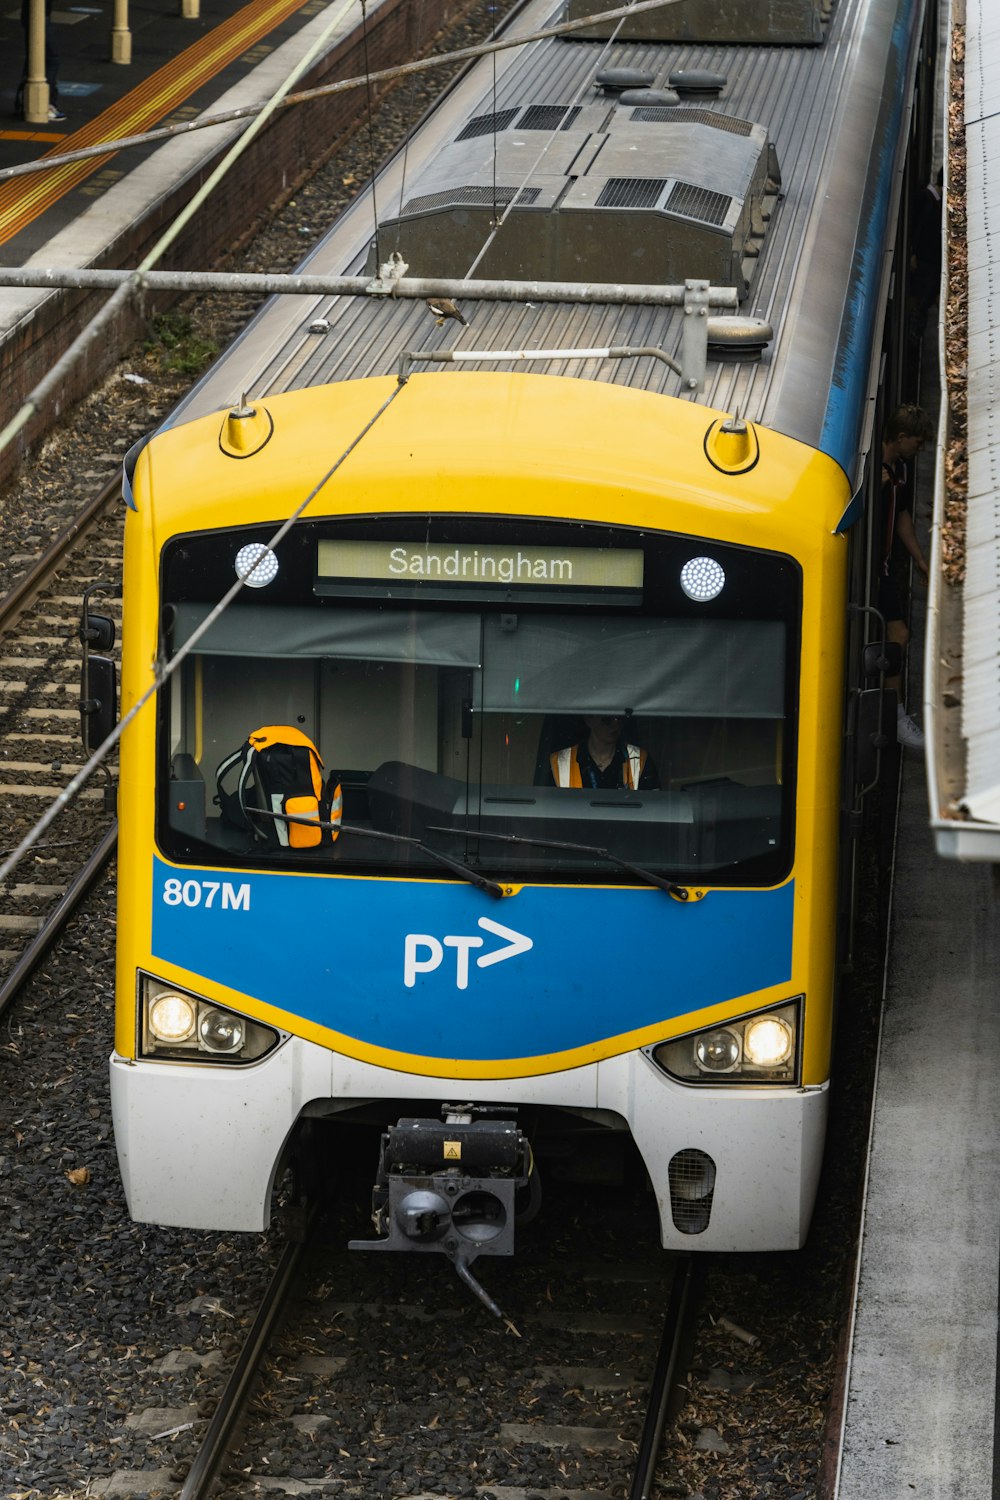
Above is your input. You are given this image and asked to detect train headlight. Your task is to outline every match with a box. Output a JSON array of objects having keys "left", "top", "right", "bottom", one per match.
[
  {"left": 148, "top": 992, "right": 196, "bottom": 1043},
  {"left": 680, "top": 555, "right": 725, "bottom": 601},
  {"left": 647, "top": 998, "right": 801, "bottom": 1085},
  {"left": 235, "top": 542, "right": 278, "bottom": 588},
  {"left": 139, "top": 976, "right": 281, "bottom": 1064},
  {"left": 198, "top": 1008, "right": 245, "bottom": 1053},
  {"left": 694, "top": 1028, "right": 741, "bottom": 1072},
  {"left": 744, "top": 1015, "right": 793, "bottom": 1068}
]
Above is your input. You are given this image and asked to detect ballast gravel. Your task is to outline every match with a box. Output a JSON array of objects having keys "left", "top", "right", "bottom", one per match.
[{"left": 0, "top": 0, "right": 890, "bottom": 1489}]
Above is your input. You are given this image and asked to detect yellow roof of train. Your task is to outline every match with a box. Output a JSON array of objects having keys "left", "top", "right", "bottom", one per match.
[{"left": 135, "top": 373, "right": 849, "bottom": 553}]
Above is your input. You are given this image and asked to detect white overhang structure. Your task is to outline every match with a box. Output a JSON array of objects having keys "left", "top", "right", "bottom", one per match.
[{"left": 926, "top": 0, "right": 1000, "bottom": 859}]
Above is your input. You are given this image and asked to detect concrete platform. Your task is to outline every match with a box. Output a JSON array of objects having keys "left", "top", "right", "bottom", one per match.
[
  {"left": 835, "top": 743, "right": 1000, "bottom": 1497},
  {"left": 0, "top": 0, "right": 331, "bottom": 264}
]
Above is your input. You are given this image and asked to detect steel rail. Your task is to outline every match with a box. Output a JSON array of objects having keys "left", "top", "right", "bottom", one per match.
[
  {"left": 0, "top": 822, "right": 118, "bottom": 1020},
  {"left": 178, "top": 1230, "right": 312, "bottom": 1500},
  {"left": 628, "top": 1254, "right": 695, "bottom": 1500},
  {"left": 0, "top": 479, "right": 122, "bottom": 1019},
  {"left": 0, "top": 476, "right": 119, "bottom": 635}
]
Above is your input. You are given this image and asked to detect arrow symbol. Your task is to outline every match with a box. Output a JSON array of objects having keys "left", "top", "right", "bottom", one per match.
[{"left": 475, "top": 916, "right": 533, "bottom": 969}]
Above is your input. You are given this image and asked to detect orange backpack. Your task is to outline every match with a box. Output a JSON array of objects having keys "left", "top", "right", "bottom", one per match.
[{"left": 215, "top": 725, "right": 341, "bottom": 848}]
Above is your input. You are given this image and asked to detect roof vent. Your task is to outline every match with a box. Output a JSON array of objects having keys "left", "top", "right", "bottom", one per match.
[
  {"left": 564, "top": 0, "right": 825, "bottom": 45},
  {"left": 596, "top": 177, "right": 669, "bottom": 209},
  {"left": 619, "top": 87, "right": 680, "bottom": 107},
  {"left": 666, "top": 181, "right": 732, "bottom": 226},
  {"left": 668, "top": 109, "right": 755, "bottom": 137},
  {"left": 456, "top": 109, "right": 519, "bottom": 141},
  {"left": 670, "top": 70, "right": 727, "bottom": 98},
  {"left": 519, "top": 103, "right": 581, "bottom": 130},
  {"left": 595, "top": 67, "right": 655, "bottom": 92}
]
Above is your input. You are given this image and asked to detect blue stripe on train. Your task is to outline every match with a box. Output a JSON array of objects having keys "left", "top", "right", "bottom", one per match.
[
  {"left": 821, "top": 1, "right": 916, "bottom": 481},
  {"left": 151, "top": 859, "right": 795, "bottom": 1063}
]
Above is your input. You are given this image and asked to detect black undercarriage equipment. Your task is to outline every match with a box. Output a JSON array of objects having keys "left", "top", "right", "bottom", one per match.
[{"left": 349, "top": 1105, "right": 533, "bottom": 1319}]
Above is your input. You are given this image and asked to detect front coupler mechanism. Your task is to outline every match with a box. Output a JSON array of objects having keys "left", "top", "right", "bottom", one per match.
[{"left": 348, "top": 1106, "right": 530, "bottom": 1319}]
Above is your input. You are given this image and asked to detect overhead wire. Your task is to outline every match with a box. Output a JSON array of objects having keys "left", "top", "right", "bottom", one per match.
[
  {"left": 491, "top": 2, "right": 499, "bottom": 228},
  {"left": 465, "top": 0, "right": 637, "bottom": 280},
  {"left": 0, "top": 381, "right": 408, "bottom": 889},
  {"left": 0, "top": 0, "right": 687, "bottom": 186},
  {"left": 391, "top": 26, "right": 420, "bottom": 247},
  {"left": 0, "top": 0, "right": 688, "bottom": 889},
  {"left": 0, "top": 0, "right": 415, "bottom": 887},
  {"left": 359, "top": 0, "right": 382, "bottom": 269},
  {"left": 0, "top": 0, "right": 362, "bottom": 467}
]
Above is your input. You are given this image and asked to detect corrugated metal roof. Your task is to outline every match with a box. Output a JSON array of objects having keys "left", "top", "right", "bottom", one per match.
[
  {"left": 181, "top": 0, "right": 919, "bottom": 490},
  {"left": 927, "top": 0, "right": 1000, "bottom": 854}
]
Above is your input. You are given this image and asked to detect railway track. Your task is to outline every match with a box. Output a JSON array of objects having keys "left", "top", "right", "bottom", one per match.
[
  {"left": 118, "top": 1184, "right": 697, "bottom": 1500},
  {"left": 0, "top": 479, "right": 121, "bottom": 1013},
  {"left": 0, "top": 0, "right": 524, "bottom": 1018}
]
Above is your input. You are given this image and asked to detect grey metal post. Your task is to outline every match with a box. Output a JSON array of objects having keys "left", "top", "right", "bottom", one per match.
[{"left": 680, "top": 281, "right": 710, "bottom": 394}]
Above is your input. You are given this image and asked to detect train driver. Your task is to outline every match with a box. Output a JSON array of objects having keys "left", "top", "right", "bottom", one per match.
[{"left": 545, "top": 715, "right": 660, "bottom": 791}]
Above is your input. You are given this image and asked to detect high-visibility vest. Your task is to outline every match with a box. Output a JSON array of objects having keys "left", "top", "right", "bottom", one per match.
[{"left": 550, "top": 742, "right": 646, "bottom": 790}]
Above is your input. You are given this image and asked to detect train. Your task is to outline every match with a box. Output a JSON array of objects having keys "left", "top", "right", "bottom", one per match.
[{"left": 91, "top": 0, "right": 933, "bottom": 1309}]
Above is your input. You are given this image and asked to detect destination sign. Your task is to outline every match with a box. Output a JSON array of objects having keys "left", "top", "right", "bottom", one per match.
[{"left": 316, "top": 541, "right": 644, "bottom": 593}]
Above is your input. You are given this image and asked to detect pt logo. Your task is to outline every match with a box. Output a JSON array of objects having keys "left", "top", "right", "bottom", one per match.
[{"left": 403, "top": 917, "right": 533, "bottom": 990}]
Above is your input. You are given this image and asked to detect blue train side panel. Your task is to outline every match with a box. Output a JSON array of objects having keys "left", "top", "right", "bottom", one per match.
[
  {"left": 151, "top": 858, "right": 795, "bottom": 1067},
  {"left": 821, "top": 0, "right": 924, "bottom": 484}
]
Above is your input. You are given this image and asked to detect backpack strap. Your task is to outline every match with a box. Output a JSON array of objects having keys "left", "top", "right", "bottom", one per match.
[{"left": 215, "top": 744, "right": 244, "bottom": 789}]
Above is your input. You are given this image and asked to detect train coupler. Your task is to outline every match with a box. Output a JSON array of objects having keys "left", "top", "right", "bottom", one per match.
[{"left": 348, "top": 1107, "right": 531, "bottom": 1320}]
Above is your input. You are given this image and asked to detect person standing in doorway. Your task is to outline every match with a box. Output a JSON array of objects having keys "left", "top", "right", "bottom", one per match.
[{"left": 880, "top": 404, "right": 934, "bottom": 748}]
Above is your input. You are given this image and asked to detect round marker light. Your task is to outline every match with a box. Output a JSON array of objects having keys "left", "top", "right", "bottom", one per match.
[
  {"left": 198, "top": 1008, "right": 246, "bottom": 1054},
  {"left": 680, "top": 555, "right": 725, "bottom": 601},
  {"left": 694, "top": 1028, "right": 740, "bottom": 1072},
  {"left": 148, "top": 992, "right": 196, "bottom": 1043},
  {"left": 235, "top": 542, "right": 278, "bottom": 588},
  {"left": 743, "top": 1015, "right": 793, "bottom": 1068}
]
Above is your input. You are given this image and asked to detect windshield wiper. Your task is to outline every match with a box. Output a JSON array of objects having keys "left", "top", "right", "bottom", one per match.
[
  {"left": 337, "top": 821, "right": 504, "bottom": 898},
  {"left": 244, "top": 806, "right": 504, "bottom": 898},
  {"left": 427, "top": 825, "right": 691, "bottom": 900}
]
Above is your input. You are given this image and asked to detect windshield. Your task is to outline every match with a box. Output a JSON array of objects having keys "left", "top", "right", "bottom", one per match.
[{"left": 157, "top": 520, "right": 799, "bottom": 886}]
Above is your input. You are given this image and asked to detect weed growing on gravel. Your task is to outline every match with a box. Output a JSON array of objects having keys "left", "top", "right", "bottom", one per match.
[{"left": 145, "top": 312, "right": 218, "bottom": 375}]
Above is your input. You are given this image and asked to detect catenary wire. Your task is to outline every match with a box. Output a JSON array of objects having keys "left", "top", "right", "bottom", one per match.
[
  {"left": 0, "top": 0, "right": 688, "bottom": 185},
  {"left": 465, "top": 0, "right": 636, "bottom": 279},
  {"left": 0, "top": 381, "right": 407, "bottom": 889},
  {"left": 0, "top": 0, "right": 690, "bottom": 886},
  {"left": 0, "top": 0, "right": 361, "bottom": 468},
  {"left": 360, "top": 0, "right": 382, "bottom": 268}
]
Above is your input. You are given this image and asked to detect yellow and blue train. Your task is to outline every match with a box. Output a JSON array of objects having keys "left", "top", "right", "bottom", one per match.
[{"left": 102, "top": 0, "right": 932, "bottom": 1299}]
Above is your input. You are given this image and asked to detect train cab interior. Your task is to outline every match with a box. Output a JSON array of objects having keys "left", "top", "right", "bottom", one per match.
[{"left": 159, "top": 601, "right": 792, "bottom": 886}]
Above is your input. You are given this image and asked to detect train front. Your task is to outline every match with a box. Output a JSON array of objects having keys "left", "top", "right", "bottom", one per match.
[{"left": 111, "top": 371, "right": 849, "bottom": 1266}]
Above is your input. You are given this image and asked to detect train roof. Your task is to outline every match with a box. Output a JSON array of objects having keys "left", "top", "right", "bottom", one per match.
[
  {"left": 133, "top": 370, "right": 848, "bottom": 547},
  {"left": 174, "top": 0, "right": 925, "bottom": 491}
]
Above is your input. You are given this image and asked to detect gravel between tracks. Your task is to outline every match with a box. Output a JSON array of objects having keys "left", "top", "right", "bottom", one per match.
[{"left": 0, "top": 5, "right": 885, "bottom": 1492}]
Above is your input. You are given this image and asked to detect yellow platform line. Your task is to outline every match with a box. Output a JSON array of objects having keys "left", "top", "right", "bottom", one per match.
[
  {"left": 0, "top": 0, "right": 313, "bottom": 245},
  {"left": 0, "top": 130, "right": 68, "bottom": 144}
]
